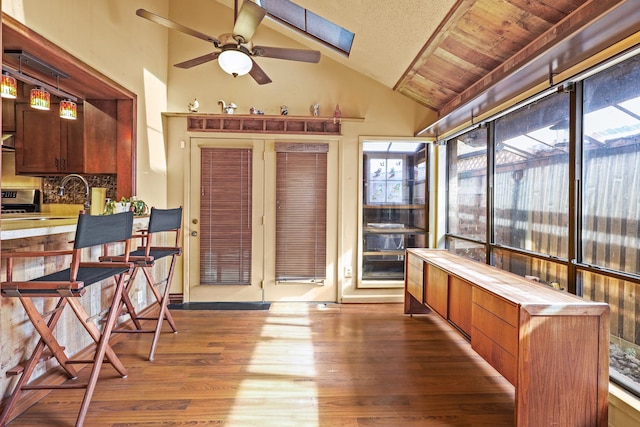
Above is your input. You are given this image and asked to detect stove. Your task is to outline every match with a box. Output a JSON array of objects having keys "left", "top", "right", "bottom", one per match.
[{"left": 1, "top": 189, "right": 41, "bottom": 214}]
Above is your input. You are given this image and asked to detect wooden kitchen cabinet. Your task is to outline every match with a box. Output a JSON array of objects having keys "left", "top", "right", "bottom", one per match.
[
  {"left": 15, "top": 100, "right": 116, "bottom": 174},
  {"left": 405, "top": 248, "right": 609, "bottom": 426},
  {"left": 2, "top": 98, "right": 16, "bottom": 132}
]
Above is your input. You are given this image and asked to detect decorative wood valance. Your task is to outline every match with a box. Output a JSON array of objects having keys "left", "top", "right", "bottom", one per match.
[{"left": 186, "top": 114, "right": 343, "bottom": 135}]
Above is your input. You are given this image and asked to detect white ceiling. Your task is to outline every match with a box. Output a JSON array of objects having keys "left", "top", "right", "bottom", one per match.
[{"left": 220, "top": 0, "right": 458, "bottom": 89}]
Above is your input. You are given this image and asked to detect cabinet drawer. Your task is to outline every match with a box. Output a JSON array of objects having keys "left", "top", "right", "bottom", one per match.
[
  {"left": 426, "top": 264, "right": 448, "bottom": 317},
  {"left": 472, "top": 287, "right": 518, "bottom": 327},
  {"left": 471, "top": 327, "right": 517, "bottom": 385},
  {"left": 406, "top": 254, "right": 424, "bottom": 302},
  {"left": 472, "top": 303, "right": 518, "bottom": 357}
]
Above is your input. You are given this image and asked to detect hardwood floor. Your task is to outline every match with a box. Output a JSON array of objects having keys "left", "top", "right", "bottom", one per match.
[{"left": 5, "top": 303, "right": 515, "bottom": 426}]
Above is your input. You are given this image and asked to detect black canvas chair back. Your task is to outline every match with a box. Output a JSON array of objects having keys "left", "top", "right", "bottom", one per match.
[
  {"left": 75, "top": 210, "right": 134, "bottom": 248},
  {"left": 107, "top": 206, "right": 183, "bottom": 361},
  {"left": 0, "top": 211, "right": 134, "bottom": 427}
]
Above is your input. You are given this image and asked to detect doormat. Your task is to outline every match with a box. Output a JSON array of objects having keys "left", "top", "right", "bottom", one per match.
[{"left": 168, "top": 302, "right": 271, "bottom": 311}]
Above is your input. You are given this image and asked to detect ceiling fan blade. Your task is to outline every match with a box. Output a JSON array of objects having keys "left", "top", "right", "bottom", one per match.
[
  {"left": 249, "top": 59, "right": 272, "bottom": 85},
  {"left": 174, "top": 52, "right": 221, "bottom": 69},
  {"left": 253, "top": 46, "right": 321, "bottom": 63},
  {"left": 136, "top": 9, "right": 220, "bottom": 45},
  {"left": 232, "top": 1, "right": 266, "bottom": 42}
]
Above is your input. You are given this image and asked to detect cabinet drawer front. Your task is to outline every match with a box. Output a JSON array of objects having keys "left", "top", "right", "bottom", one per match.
[
  {"left": 426, "top": 264, "right": 449, "bottom": 317},
  {"left": 407, "top": 257, "right": 424, "bottom": 302},
  {"left": 472, "top": 303, "right": 518, "bottom": 356},
  {"left": 472, "top": 327, "right": 517, "bottom": 385},
  {"left": 472, "top": 287, "right": 518, "bottom": 327},
  {"left": 448, "top": 276, "right": 472, "bottom": 336}
]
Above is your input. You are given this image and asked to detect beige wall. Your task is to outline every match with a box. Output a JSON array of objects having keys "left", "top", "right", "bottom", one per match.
[
  {"left": 3, "top": 0, "right": 170, "bottom": 208},
  {"left": 162, "top": 0, "right": 435, "bottom": 302},
  {"left": 2, "top": 0, "right": 436, "bottom": 303}
]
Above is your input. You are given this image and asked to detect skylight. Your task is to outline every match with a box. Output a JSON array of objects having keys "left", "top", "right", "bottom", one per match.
[{"left": 255, "top": 0, "right": 354, "bottom": 56}]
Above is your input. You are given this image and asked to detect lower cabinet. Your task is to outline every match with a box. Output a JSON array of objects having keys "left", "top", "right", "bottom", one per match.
[
  {"left": 404, "top": 249, "right": 610, "bottom": 427},
  {"left": 425, "top": 263, "right": 448, "bottom": 318},
  {"left": 448, "top": 276, "right": 472, "bottom": 337}
]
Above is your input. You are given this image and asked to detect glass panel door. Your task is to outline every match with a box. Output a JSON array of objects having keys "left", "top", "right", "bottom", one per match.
[{"left": 361, "top": 141, "right": 427, "bottom": 285}]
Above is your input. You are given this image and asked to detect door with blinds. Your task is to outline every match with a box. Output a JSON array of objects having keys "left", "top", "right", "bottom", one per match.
[{"left": 187, "top": 138, "right": 338, "bottom": 303}]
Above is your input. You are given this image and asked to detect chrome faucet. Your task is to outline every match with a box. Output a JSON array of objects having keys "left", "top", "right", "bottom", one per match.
[{"left": 59, "top": 174, "right": 91, "bottom": 210}]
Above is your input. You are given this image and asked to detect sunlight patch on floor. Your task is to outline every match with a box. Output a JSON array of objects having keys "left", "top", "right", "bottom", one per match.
[{"left": 226, "top": 303, "right": 320, "bottom": 427}]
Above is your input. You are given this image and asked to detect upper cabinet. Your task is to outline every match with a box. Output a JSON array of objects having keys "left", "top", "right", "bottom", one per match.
[
  {"left": 2, "top": 99, "right": 16, "bottom": 132},
  {"left": 15, "top": 100, "right": 117, "bottom": 175}
]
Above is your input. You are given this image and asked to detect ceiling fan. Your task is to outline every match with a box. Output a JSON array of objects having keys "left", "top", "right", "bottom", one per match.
[{"left": 136, "top": 0, "right": 321, "bottom": 85}]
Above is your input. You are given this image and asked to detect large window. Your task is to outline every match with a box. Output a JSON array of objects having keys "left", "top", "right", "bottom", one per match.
[
  {"left": 581, "top": 55, "right": 640, "bottom": 273},
  {"left": 447, "top": 127, "right": 487, "bottom": 263},
  {"left": 581, "top": 54, "right": 640, "bottom": 393},
  {"left": 494, "top": 92, "right": 570, "bottom": 260},
  {"left": 445, "top": 49, "right": 640, "bottom": 397}
]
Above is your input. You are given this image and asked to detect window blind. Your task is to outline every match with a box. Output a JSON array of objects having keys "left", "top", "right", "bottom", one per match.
[
  {"left": 275, "top": 143, "right": 328, "bottom": 281},
  {"left": 200, "top": 147, "right": 252, "bottom": 284}
]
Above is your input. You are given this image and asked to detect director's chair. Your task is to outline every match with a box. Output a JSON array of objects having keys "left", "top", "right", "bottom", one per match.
[
  {"left": 104, "top": 206, "right": 182, "bottom": 361},
  {"left": 0, "top": 211, "right": 134, "bottom": 427}
]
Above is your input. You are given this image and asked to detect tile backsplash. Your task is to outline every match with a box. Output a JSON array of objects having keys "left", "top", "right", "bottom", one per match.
[{"left": 43, "top": 175, "right": 117, "bottom": 205}]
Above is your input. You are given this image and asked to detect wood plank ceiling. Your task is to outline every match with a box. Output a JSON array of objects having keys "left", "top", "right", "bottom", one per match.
[{"left": 395, "top": 0, "right": 586, "bottom": 113}]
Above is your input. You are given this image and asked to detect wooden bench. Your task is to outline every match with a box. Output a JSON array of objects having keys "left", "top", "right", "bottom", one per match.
[{"left": 405, "top": 248, "right": 609, "bottom": 426}]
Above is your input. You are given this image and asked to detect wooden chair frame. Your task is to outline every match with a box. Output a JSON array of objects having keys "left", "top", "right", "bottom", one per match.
[
  {"left": 0, "top": 211, "right": 134, "bottom": 427},
  {"left": 103, "top": 207, "right": 182, "bottom": 361}
]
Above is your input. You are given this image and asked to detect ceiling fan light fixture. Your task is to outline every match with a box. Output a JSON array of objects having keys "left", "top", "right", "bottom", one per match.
[{"left": 218, "top": 49, "right": 252, "bottom": 77}]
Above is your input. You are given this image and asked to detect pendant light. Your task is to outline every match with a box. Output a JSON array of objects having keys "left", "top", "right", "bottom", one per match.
[
  {"left": 1, "top": 73, "right": 17, "bottom": 99},
  {"left": 59, "top": 99, "right": 77, "bottom": 120},
  {"left": 30, "top": 87, "right": 51, "bottom": 110}
]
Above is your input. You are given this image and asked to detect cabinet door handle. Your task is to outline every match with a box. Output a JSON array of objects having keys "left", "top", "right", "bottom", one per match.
[
  {"left": 55, "top": 158, "right": 59, "bottom": 169},
  {"left": 61, "top": 158, "right": 66, "bottom": 170}
]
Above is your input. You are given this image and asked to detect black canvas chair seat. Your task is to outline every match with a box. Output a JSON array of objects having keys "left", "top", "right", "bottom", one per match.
[
  {"left": 103, "top": 207, "right": 183, "bottom": 361},
  {"left": 34, "top": 265, "right": 132, "bottom": 285},
  {"left": 128, "top": 247, "right": 180, "bottom": 263},
  {"left": 0, "top": 211, "right": 134, "bottom": 427}
]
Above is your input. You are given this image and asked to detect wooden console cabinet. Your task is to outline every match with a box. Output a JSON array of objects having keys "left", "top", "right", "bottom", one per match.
[{"left": 405, "top": 249, "right": 609, "bottom": 426}]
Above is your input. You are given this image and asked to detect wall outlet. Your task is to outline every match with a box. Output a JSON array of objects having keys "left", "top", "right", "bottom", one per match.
[
  {"left": 345, "top": 266, "right": 353, "bottom": 278},
  {"left": 137, "top": 290, "right": 144, "bottom": 306}
]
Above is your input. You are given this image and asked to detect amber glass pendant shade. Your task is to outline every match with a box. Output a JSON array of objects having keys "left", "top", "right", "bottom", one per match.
[
  {"left": 59, "top": 99, "right": 77, "bottom": 120},
  {"left": 30, "top": 87, "right": 50, "bottom": 110},
  {"left": 1, "top": 73, "right": 17, "bottom": 99}
]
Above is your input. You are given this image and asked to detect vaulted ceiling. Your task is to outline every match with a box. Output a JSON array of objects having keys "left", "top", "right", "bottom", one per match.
[
  {"left": 3, "top": 0, "right": 640, "bottom": 138},
  {"left": 285, "top": 0, "right": 640, "bottom": 136}
]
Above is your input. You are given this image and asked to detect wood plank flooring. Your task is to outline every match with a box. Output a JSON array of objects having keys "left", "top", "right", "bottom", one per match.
[{"left": 5, "top": 303, "right": 515, "bottom": 426}]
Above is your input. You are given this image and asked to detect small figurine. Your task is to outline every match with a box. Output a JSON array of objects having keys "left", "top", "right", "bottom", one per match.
[
  {"left": 280, "top": 105, "right": 288, "bottom": 115},
  {"left": 311, "top": 103, "right": 320, "bottom": 116},
  {"left": 218, "top": 100, "right": 237, "bottom": 114},
  {"left": 188, "top": 98, "right": 199, "bottom": 113},
  {"left": 250, "top": 107, "right": 265, "bottom": 115},
  {"left": 333, "top": 104, "right": 342, "bottom": 124}
]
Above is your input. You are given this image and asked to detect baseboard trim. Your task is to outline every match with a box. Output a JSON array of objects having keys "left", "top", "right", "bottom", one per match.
[{"left": 340, "top": 294, "right": 404, "bottom": 304}]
